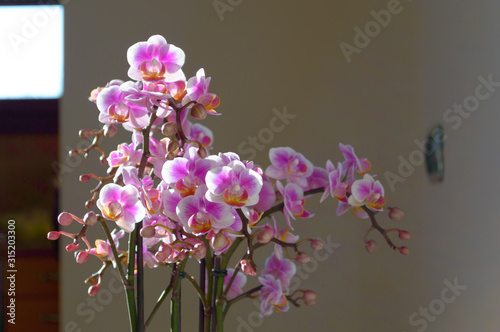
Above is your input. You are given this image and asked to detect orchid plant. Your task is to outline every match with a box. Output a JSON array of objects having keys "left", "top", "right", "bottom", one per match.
[{"left": 49, "top": 35, "right": 410, "bottom": 332}]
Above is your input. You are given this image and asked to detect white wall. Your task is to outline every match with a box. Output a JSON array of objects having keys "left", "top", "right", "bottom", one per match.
[{"left": 60, "top": 1, "right": 500, "bottom": 331}]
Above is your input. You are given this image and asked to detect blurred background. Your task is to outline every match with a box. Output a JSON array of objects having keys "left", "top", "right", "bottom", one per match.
[{"left": 2, "top": 0, "right": 500, "bottom": 331}]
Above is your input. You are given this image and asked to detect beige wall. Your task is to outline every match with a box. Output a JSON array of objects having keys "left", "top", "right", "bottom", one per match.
[{"left": 60, "top": 1, "right": 500, "bottom": 331}]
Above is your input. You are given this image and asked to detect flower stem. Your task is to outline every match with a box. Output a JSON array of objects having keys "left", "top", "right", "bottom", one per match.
[
  {"left": 127, "top": 230, "right": 137, "bottom": 332},
  {"left": 145, "top": 284, "right": 172, "bottom": 328}
]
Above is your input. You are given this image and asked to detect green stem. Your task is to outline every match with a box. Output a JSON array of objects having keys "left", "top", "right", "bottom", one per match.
[
  {"left": 171, "top": 259, "right": 188, "bottom": 332},
  {"left": 98, "top": 218, "right": 127, "bottom": 284},
  {"left": 145, "top": 284, "right": 172, "bottom": 327},
  {"left": 185, "top": 272, "right": 209, "bottom": 311},
  {"left": 127, "top": 230, "right": 137, "bottom": 332},
  {"left": 223, "top": 285, "right": 263, "bottom": 319}
]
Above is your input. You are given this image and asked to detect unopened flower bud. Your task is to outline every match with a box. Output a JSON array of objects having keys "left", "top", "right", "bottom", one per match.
[
  {"left": 389, "top": 207, "right": 405, "bottom": 221},
  {"left": 140, "top": 225, "right": 156, "bottom": 238},
  {"left": 84, "top": 211, "right": 97, "bottom": 226},
  {"left": 69, "top": 149, "right": 79, "bottom": 158},
  {"left": 58, "top": 212, "right": 73, "bottom": 226},
  {"left": 211, "top": 232, "right": 231, "bottom": 252},
  {"left": 161, "top": 122, "right": 177, "bottom": 136},
  {"left": 88, "top": 284, "right": 100, "bottom": 297},
  {"left": 66, "top": 243, "right": 79, "bottom": 252},
  {"left": 104, "top": 124, "right": 117, "bottom": 138},
  {"left": 85, "top": 275, "right": 100, "bottom": 285},
  {"left": 256, "top": 225, "right": 274, "bottom": 244},
  {"left": 75, "top": 250, "right": 89, "bottom": 264},
  {"left": 365, "top": 240, "right": 377, "bottom": 254},
  {"left": 240, "top": 259, "right": 257, "bottom": 276},
  {"left": 85, "top": 200, "right": 94, "bottom": 209},
  {"left": 197, "top": 147, "right": 207, "bottom": 159},
  {"left": 79, "top": 174, "right": 91, "bottom": 183},
  {"left": 79, "top": 129, "right": 91, "bottom": 139},
  {"left": 190, "top": 103, "right": 207, "bottom": 120},
  {"left": 167, "top": 140, "right": 179, "bottom": 153},
  {"left": 399, "top": 246, "right": 410, "bottom": 255},
  {"left": 310, "top": 239, "right": 323, "bottom": 250},
  {"left": 192, "top": 242, "right": 207, "bottom": 260},
  {"left": 100, "top": 155, "right": 108, "bottom": 166},
  {"left": 166, "top": 152, "right": 176, "bottom": 160},
  {"left": 398, "top": 230, "right": 411, "bottom": 240},
  {"left": 47, "top": 231, "right": 60, "bottom": 240},
  {"left": 302, "top": 290, "right": 317, "bottom": 306},
  {"left": 296, "top": 252, "right": 311, "bottom": 263}
]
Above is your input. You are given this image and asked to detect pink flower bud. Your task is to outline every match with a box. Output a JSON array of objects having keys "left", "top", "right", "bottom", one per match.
[
  {"left": 58, "top": 212, "right": 73, "bottom": 226},
  {"left": 398, "top": 230, "right": 411, "bottom": 240},
  {"left": 88, "top": 284, "right": 100, "bottom": 296},
  {"left": 192, "top": 242, "right": 207, "bottom": 260},
  {"left": 84, "top": 211, "right": 97, "bottom": 226},
  {"left": 104, "top": 124, "right": 117, "bottom": 138},
  {"left": 310, "top": 239, "right": 324, "bottom": 250},
  {"left": 140, "top": 225, "right": 156, "bottom": 238},
  {"left": 190, "top": 103, "right": 207, "bottom": 120},
  {"left": 389, "top": 207, "right": 405, "bottom": 221},
  {"left": 79, "top": 129, "right": 91, "bottom": 139},
  {"left": 47, "top": 231, "right": 60, "bottom": 240},
  {"left": 256, "top": 225, "right": 274, "bottom": 244},
  {"left": 296, "top": 252, "right": 311, "bottom": 263},
  {"left": 302, "top": 290, "right": 317, "bottom": 306},
  {"left": 79, "top": 174, "right": 91, "bottom": 183},
  {"left": 240, "top": 259, "right": 257, "bottom": 276},
  {"left": 66, "top": 243, "right": 79, "bottom": 252},
  {"left": 399, "top": 246, "right": 410, "bottom": 255},
  {"left": 75, "top": 250, "right": 89, "bottom": 264},
  {"left": 211, "top": 232, "right": 231, "bottom": 252},
  {"left": 69, "top": 149, "right": 79, "bottom": 158},
  {"left": 365, "top": 240, "right": 377, "bottom": 254}
]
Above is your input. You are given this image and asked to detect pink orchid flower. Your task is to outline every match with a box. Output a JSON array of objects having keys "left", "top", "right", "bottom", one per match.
[
  {"left": 348, "top": 174, "right": 386, "bottom": 217},
  {"left": 223, "top": 268, "right": 248, "bottom": 299},
  {"left": 320, "top": 161, "right": 349, "bottom": 203},
  {"left": 162, "top": 147, "right": 217, "bottom": 197},
  {"left": 185, "top": 68, "right": 221, "bottom": 115},
  {"left": 265, "top": 147, "right": 314, "bottom": 188},
  {"left": 339, "top": 143, "right": 371, "bottom": 177},
  {"left": 176, "top": 185, "right": 235, "bottom": 235},
  {"left": 205, "top": 160, "right": 263, "bottom": 207},
  {"left": 127, "top": 35, "right": 185, "bottom": 82},
  {"left": 96, "top": 82, "right": 150, "bottom": 128},
  {"left": 276, "top": 181, "right": 313, "bottom": 229},
  {"left": 96, "top": 183, "right": 146, "bottom": 232},
  {"left": 258, "top": 247, "right": 296, "bottom": 316}
]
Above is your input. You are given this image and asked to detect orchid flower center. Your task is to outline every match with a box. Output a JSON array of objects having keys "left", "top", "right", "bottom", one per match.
[
  {"left": 188, "top": 212, "right": 212, "bottom": 234},
  {"left": 140, "top": 58, "right": 167, "bottom": 81},
  {"left": 222, "top": 183, "right": 249, "bottom": 207},
  {"left": 102, "top": 201, "right": 124, "bottom": 220},
  {"left": 108, "top": 102, "right": 130, "bottom": 122},
  {"left": 287, "top": 157, "right": 307, "bottom": 174}
]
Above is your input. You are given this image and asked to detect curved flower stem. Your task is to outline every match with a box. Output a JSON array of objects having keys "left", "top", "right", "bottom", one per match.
[
  {"left": 145, "top": 284, "right": 172, "bottom": 328},
  {"left": 184, "top": 272, "right": 209, "bottom": 312},
  {"left": 222, "top": 285, "right": 263, "bottom": 319},
  {"left": 98, "top": 218, "right": 127, "bottom": 284},
  {"left": 361, "top": 206, "right": 397, "bottom": 250}
]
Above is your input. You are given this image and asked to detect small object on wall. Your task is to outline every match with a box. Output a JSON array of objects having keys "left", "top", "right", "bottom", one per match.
[{"left": 425, "top": 124, "right": 445, "bottom": 182}]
